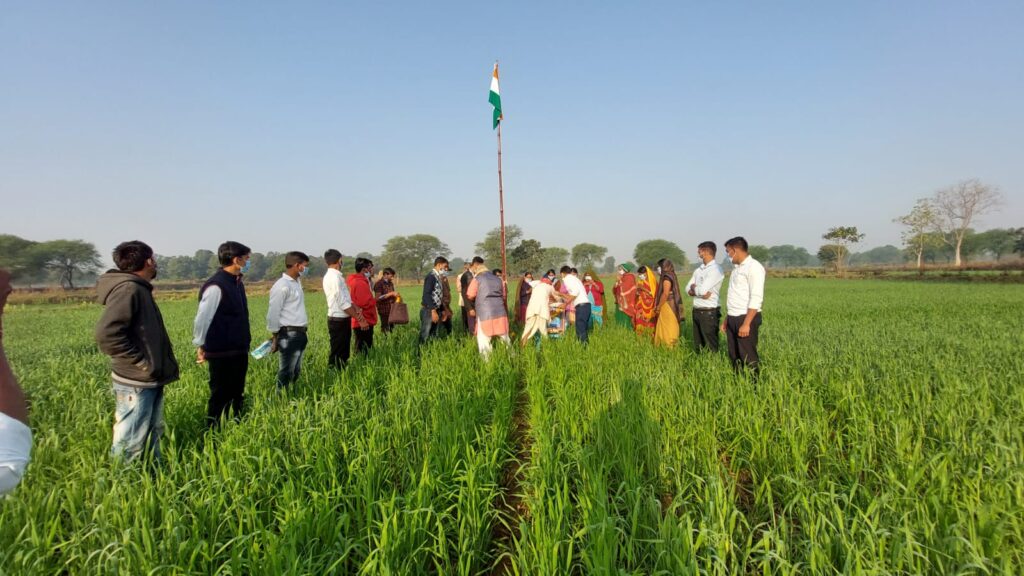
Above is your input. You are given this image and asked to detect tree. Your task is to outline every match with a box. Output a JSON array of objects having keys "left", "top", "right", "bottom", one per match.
[
  {"left": 0, "top": 234, "right": 44, "bottom": 283},
  {"left": 632, "top": 239, "right": 687, "bottom": 269},
  {"left": 1015, "top": 228, "right": 1024, "bottom": 258},
  {"left": 748, "top": 245, "right": 770, "bottom": 265},
  {"left": 970, "top": 228, "right": 1018, "bottom": 261},
  {"left": 510, "top": 239, "right": 544, "bottom": 274},
  {"left": 820, "top": 226, "right": 865, "bottom": 276},
  {"left": 849, "top": 245, "right": 904, "bottom": 265},
  {"left": 193, "top": 250, "right": 216, "bottom": 280},
  {"left": 474, "top": 225, "right": 523, "bottom": 267},
  {"left": 34, "top": 239, "right": 102, "bottom": 289},
  {"left": 816, "top": 244, "right": 846, "bottom": 270},
  {"left": 767, "top": 245, "right": 811, "bottom": 268},
  {"left": 600, "top": 256, "right": 616, "bottom": 274},
  {"left": 895, "top": 198, "right": 942, "bottom": 270},
  {"left": 571, "top": 243, "right": 608, "bottom": 271},
  {"left": 932, "top": 179, "right": 1004, "bottom": 267},
  {"left": 538, "top": 247, "right": 570, "bottom": 273},
  {"left": 380, "top": 234, "right": 451, "bottom": 281}
]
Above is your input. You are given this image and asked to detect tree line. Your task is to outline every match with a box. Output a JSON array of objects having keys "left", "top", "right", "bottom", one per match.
[{"left": 2, "top": 178, "right": 1017, "bottom": 288}]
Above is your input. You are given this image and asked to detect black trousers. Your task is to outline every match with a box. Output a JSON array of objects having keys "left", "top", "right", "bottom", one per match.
[
  {"left": 207, "top": 354, "right": 248, "bottom": 427},
  {"left": 328, "top": 318, "right": 352, "bottom": 369},
  {"left": 726, "top": 313, "right": 762, "bottom": 374},
  {"left": 460, "top": 306, "right": 469, "bottom": 330},
  {"left": 692, "top": 307, "right": 721, "bottom": 353},
  {"left": 354, "top": 325, "right": 374, "bottom": 354}
]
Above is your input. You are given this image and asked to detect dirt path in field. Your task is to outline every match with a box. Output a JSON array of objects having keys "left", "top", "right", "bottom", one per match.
[{"left": 490, "top": 370, "right": 531, "bottom": 575}]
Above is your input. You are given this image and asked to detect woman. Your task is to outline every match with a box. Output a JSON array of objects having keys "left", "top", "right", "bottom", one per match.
[
  {"left": 514, "top": 272, "right": 533, "bottom": 327},
  {"left": 634, "top": 265, "right": 657, "bottom": 337},
  {"left": 653, "top": 259, "right": 683, "bottom": 348},
  {"left": 613, "top": 263, "right": 638, "bottom": 329},
  {"left": 583, "top": 271, "right": 606, "bottom": 328},
  {"left": 373, "top": 267, "right": 399, "bottom": 333}
]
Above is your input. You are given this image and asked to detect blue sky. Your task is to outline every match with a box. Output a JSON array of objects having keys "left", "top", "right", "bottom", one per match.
[{"left": 1, "top": 1, "right": 1021, "bottom": 263}]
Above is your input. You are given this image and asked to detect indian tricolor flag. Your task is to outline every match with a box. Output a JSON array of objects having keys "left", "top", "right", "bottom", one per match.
[{"left": 489, "top": 63, "right": 502, "bottom": 129}]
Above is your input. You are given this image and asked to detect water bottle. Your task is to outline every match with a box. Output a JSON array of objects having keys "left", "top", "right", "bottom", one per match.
[{"left": 251, "top": 340, "right": 273, "bottom": 359}]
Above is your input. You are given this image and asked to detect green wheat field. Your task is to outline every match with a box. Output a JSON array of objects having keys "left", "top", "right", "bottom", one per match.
[{"left": 1, "top": 278, "right": 1022, "bottom": 575}]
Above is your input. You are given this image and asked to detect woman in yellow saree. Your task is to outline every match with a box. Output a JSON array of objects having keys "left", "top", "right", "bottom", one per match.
[
  {"left": 634, "top": 265, "right": 657, "bottom": 338},
  {"left": 653, "top": 259, "right": 683, "bottom": 348}
]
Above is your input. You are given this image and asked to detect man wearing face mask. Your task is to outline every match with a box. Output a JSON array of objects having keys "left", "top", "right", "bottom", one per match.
[
  {"left": 420, "top": 256, "right": 449, "bottom": 343},
  {"left": 267, "top": 252, "right": 311, "bottom": 392},
  {"left": 193, "top": 241, "right": 253, "bottom": 427},
  {"left": 95, "top": 241, "right": 179, "bottom": 461},
  {"left": 721, "top": 237, "right": 765, "bottom": 376}
]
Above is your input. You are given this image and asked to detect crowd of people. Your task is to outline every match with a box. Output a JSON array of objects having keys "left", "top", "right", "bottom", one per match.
[{"left": 0, "top": 235, "right": 765, "bottom": 494}]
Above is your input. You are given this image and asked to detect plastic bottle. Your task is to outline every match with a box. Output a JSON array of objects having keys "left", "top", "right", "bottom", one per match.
[{"left": 251, "top": 340, "right": 273, "bottom": 359}]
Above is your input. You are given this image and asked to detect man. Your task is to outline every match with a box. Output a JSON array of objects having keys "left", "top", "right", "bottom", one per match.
[
  {"left": 373, "top": 267, "right": 398, "bottom": 333},
  {"left": 687, "top": 241, "right": 725, "bottom": 353},
  {"left": 461, "top": 257, "right": 484, "bottom": 335},
  {"left": 721, "top": 237, "right": 765, "bottom": 375},
  {"left": 560, "top": 265, "right": 592, "bottom": 344},
  {"left": 267, "top": 252, "right": 310, "bottom": 391},
  {"left": 439, "top": 260, "right": 454, "bottom": 337},
  {"left": 520, "top": 275, "right": 571, "bottom": 347},
  {"left": 95, "top": 241, "right": 179, "bottom": 462},
  {"left": 0, "top": 269, "right": 31, "bottom": 494},
  {"left": 324, "top": 249, "right": 369, "bottom": 370},
  {"left": 347, "top": 257, "right": 378, "bottom": 354},
  {"left": 193, "top": 241, "right": 252, "bottom": 427},
  {"left": 420, "top": 257, "right": 448, "bottom": 343},
  {"left": 466, "top": 261, "right": 511, "bottom": 358}
]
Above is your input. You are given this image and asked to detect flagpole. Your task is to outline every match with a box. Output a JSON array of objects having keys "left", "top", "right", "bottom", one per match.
[{"left": 497, "top": 120, "right": 507, "bottom": 280}]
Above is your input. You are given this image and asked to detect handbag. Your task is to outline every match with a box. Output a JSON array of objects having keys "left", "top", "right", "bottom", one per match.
[{"left": 388, "top": 294, "right": 409, "bottom": 325}]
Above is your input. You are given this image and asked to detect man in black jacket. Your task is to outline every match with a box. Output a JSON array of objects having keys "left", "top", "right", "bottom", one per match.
[
  {"left": 95, "top": 241, "right": 179, "bottom": 462},
  {"left": 193, "top": 241, "right": 252, "bottom": 427}
]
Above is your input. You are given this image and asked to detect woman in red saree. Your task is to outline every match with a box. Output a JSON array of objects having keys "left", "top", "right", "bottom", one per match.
[{"left": 634, "top": 265, "right": 657, "bottom": 337}]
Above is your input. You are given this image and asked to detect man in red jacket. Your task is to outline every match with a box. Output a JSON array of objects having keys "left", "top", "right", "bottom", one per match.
[{"left": 346, "top": 257, "right": 378, "bottom": 354}]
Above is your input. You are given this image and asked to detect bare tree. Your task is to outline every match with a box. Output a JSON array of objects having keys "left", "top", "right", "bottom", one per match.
[
  {"left": 894, "top": 198, "right": 942, "bottom": 270},
  {"left": 932, "top": 179, "right": 1003, "bottom": 267}
]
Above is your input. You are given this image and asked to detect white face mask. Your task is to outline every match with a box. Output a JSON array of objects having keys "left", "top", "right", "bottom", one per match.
[
  {"left": 584, "top": 276, "right": 592, "bottom": 281},
  {"left": 656, "top": 267, "right": 662, "bottom": 274}
]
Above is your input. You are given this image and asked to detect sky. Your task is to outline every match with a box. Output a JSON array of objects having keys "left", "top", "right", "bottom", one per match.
[{"left": 1, "top": 1, "right": 1021, "bottom": 264}]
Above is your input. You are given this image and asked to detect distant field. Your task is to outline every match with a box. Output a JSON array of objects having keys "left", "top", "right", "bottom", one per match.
[{"left": 1, "top": 279, "right": 1022, "bottom": 574}]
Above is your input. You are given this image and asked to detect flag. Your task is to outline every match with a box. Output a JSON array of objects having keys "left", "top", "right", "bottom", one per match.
[{"left": 489, "top": 63, "right": 502, "bottom": 129}]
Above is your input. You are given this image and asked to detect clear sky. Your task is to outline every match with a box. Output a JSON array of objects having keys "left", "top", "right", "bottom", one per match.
[{"left": 2, "top": 1, "right": 1021, "bottom": 263}]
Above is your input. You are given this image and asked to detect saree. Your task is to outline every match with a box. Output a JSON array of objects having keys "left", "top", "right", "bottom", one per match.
[{"left": 634, "top": 272, "right": 657, "bottom": 336}]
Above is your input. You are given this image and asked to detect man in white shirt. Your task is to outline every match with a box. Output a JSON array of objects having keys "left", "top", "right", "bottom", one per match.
[
  {"left": 0, "top": 269, "right": 31, "bottom": 495},
  {"left": 519, "top": 277, "right": 571, "bottom": 347},
  {"left": 323, "top": 249, "right": 367, "bottom": 370},
  {"left": 560, "top": 266, "right": 592, "bottom": 345},
  {"left": 721, "top": 237, "right": 765, "bottom": 376},
  {"left": 267, "top": 252, "right": 310, "bottom": 391},
  {"left": 686, "top": 241, "right": 725, "bottom": 353}
]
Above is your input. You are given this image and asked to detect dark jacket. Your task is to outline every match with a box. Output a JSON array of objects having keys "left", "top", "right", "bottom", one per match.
[
  {"left": 200, "top": 269, "right": 251, "bottom": 357},
  {"left": 95, "top": 270, "right": 180, "bottom": 388},
  {"left": 422, "top": 271, "right": 443, "bottom": 310}
]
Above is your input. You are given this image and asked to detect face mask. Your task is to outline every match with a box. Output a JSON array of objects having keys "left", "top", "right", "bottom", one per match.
[
  {"left": 299, "top": 266, "right": 309, "bottom": 277},
  {"left": 656, "top": 267, "right": 662, "bottom": 274},
  {"left": 584, "top": 276, "right": 592, "bottom": 281},
  {"left": 639, "top": 275, "right": 646, "bottom": 281},
  {"left": 240, "top": 260, "right": 251, "bottom": 274}
]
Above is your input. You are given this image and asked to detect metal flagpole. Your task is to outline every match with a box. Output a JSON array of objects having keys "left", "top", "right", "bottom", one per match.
[{"left": 497, "top": 120, "right": 507, "bottom": 279}]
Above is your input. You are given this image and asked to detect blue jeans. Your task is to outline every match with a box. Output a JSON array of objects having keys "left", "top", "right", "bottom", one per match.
[
  {"left": 575, "top": 303, "right": 592, "bottom": 344},
  {"left": 276, "top": 330, "right": 308, "bottom": 390},
  {"left": 111, "top": 383, "right": 165, "bottom": 462},
  {"left": 420, "top": 307, "right": 439, "bottom": 343}
]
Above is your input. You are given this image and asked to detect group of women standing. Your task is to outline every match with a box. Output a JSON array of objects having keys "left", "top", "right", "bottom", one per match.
[{"left": 612, "top": 260, "right": 684, "bottom": 348}]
